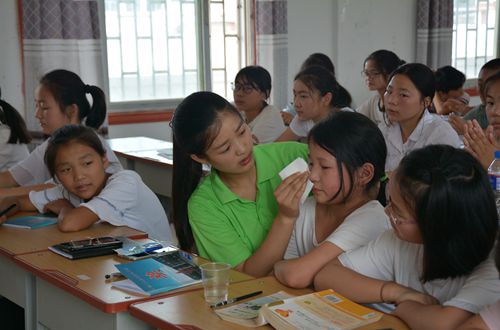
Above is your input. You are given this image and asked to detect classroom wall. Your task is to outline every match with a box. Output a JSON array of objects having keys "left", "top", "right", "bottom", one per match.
[
  {"left": 0, "top": 0, "right": 24, "bottom": 115},
  {"left": 0, "top": 0, "right": 418, "bottom": 139}
]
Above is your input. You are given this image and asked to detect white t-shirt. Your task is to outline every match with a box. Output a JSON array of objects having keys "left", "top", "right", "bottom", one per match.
[
  {"left": 29, "top": 170, "right": 172, "bottom": 241},
  {"left": 0, "top": 125, "right": 29, "bottom": 172},
  {"left": 379, "top": 110, "right": 461, "bottom": 172},
  {"left": 284, "top": 198, "right": 390, "bottom": 259},
  {"left": 289, "top": 107, "right": 355, "bottom": 138},
  {"left": 480, "top": 300, "right": 500, "bottom": 330},
  {"left": 339, "top": 230, "right": 500, "bottom": 314},
  {"left": 9, "top": 135, "right": 123, "bottom": 186},
  {"left": 356, "top": 94, "right": 386, "bottom": 126},
  {"left": 247, "top": 105, "right": 286, "bottom": 144}
]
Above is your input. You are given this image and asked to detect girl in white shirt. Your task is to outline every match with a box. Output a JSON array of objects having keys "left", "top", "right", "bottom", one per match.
[
  {"left": 356, "top": 49, "right": 404, "bottom": 126},
  {"left": 315, "top": 145, "right": 500, "bottom": 330},
  {"left": 0, "top": 69, "right": 122, "bottom": 196},
  {"left": 0, "top": 95, "right": 31, "bottom": 171},
  {"left": 274, "top": 111, "right": 391, "bottom": 288},
  {"left": 0, "top": 125, "right": 171, "bottom": 241},
  {"left": 232, "top": 66, "right": 285, "bottom": 144},
  {"left": 276, "top": 66, "right": 353, "bottom": 142},
  {"left": 380, "top": 63, "right": 461, "bottom": 172}
]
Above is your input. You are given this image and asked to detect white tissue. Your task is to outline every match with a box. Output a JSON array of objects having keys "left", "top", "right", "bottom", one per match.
[{"left": 278, "top": 158, "right": 313, "bottom": 204}]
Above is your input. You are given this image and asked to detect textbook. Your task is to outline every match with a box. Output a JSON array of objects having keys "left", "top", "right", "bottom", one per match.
[
  {"left": 3, "top": 214, "right": 58, "bottom": 229},
  {"left": 113, "top": 251, "right": 201, "bottom": 296},
  {"left": 215, "top": 289, "right": 383, "bottom": 329}
]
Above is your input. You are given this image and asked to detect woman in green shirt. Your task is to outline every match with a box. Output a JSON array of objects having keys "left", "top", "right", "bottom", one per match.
[{"left": 171, "top": 91, "right": 308, "bottom": 276}]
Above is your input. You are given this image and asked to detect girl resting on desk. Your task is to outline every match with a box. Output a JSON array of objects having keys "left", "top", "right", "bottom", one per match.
[
  {"left": 380, "top": 63, "right": 461, "bottom": 172},
  {"left": 171, "top": 91, "right": 308, "bottom": 277},
  {"left": 314, "top": 145, "right": 500, "bottom": 330},
  {"left": 275, "top": 66, "right": 353, "bottom": 142},
  {"left": 0, "top": 69, "right": 122, "bottom": 197},
  {"left": 0, "top": 125, "right": 172, "bottom": 241},
  {"left": 274, "top": 111, "right": 391, "bottom": 289}
]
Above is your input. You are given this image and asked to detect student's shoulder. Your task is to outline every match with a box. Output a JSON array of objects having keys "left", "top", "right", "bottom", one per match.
[{"left": 107, "top": 170, "right": 142, "bottom": 186}]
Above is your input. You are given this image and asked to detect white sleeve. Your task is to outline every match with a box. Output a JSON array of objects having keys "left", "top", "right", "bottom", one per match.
[
  {"left": 443, "top": 254, "right": 500, "bottom": 314},
  {"left": 427, "top": 120, "right": 461, "bottom": 148},
  {"left": 9, "top": 140, "right": 51, "bottom": 185},
  {"left": 289, "top": 116, "right": 308, "bottom": 137},
  {"left": 326, "top": 201, "right": 390, "bottom": 252},
  {"left": 79, "top": 171, "right": 137, "bottom": 226},
  {"left": 356, "top": 98, "right": 372, "bottom": 117},
  {"left": 251, "top": 106, "right": 286, "bottom": 144},
  {"left": 29, "top": 185, "right": 67, "bottom": 213},
  {"left": 284, "top": 226, "right": 299, "bottom": 259},
  {"left": 338, "top": 230, "right": 397, "bottom": 281},
  {"left": 101, "top": 136, "right": 123, "bottom": 174}
]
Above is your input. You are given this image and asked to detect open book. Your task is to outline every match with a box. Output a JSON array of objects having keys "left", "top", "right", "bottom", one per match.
[{"left": 215, "top": 289, "right": 383, "bottom": 329}]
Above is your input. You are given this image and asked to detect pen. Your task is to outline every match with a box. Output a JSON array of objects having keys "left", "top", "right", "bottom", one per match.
[
  {"left": 210, "top": 290, "right": 263, "bottom": 308},
  {"left": 0, "top": 204, "right": 16, "bottom": 217},
  {"left": 104, "top": 272, "right": 125, "bottom": 280}
]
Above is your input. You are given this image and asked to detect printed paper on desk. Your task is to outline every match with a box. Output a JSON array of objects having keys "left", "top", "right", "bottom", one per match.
[{"left": 279, "top": 157, "right": 313, "bottom": 204}]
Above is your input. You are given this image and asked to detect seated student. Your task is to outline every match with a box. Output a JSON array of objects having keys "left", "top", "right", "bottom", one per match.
[
  {"left": 463, "top": 71, "right": 500, "bottom": 169},
  {"left": 171, "top": 91, "right": 308, "bottom": 277},
  {"left": 449, "top": 58, "right": 500, "bottom": 134},
  {"left": 0, "top": 125, "right": 172, "bottom": 241},
  {"left": 273, "top": 111, "right": 390, "bottom": 288},
  {"left": 280, "top": 53, "right": 352, "bottom": 126},
  {"left": 457, "top": 232, "right": 500, "bottom": 330},
  {"left": 433, "top": 65, "right": 471, "bottom": 116},
  {"left": 314, "top": 145, "right": 500, "bottom": 330},
  {"left": 276, "top": 66, "right": 353, "bottom": 142},
  {"left": 0, "top": 89, "right": 31, "bottom": 171},
  {"left": 232, "top": 66, "right": 285, "bottom": 144},
  {"left": 380, "top": 63, "right": 461, "bottom": 172},
  {"left": 357, "top": 50, "right": 405, "bottom": 126},
  {"left": 0, "top": 69, "right": 122, "bottom": 196}
]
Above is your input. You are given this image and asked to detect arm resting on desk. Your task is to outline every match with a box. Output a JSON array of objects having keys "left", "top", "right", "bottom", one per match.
[{"left": 57, "top": 205, "right": 99, "bottom": 232}]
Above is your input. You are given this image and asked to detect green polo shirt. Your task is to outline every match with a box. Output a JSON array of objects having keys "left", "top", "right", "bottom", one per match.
[
  {"left": 464, "top": 104, "right": 488, "bottom": 129},
  {"left": 188, "top": 142, "right": 308, "bottom": 266}
]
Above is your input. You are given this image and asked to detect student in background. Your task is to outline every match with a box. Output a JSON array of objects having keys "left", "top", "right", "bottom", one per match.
[
  {"left": 276, "top": 66, "right": 353, "bottom": 142},
  {"left": 0, "top": 69, "right": 122, "bottom": 194},
  {"left": 232, "top": 66, "right": 285, "bottom": 144},
  {"left": 433, "top": 65, "right": 471, "bottom": 116},
  {"left": 463, "top": 71, "right": 500, "bottom": 169},
  {"left": 171, "top": 91, "right": 308, "bottom": 277},
  {"left": 380, "top": 63, "right": 460, "bottom": 172},
  {"left": 357, "top": 50, "right": 404, "bottom": 126},
  {"left": 0, "top": 125, "right": 171, "bottom": 241},
  {"left": 274, "top": 112, "right": 390, "bottom": 288},
  {"left": 314, "top": 145, "right": 500, "bottom": 330},
  {"left": 449, "top": 58, "right": 500, "bottom": 134},
  {"left": 457, "top": 231, "right": 500, "bottom": 330},
  {"left": 0, "top": 89, "right": 31, "bottom": 171},
  {"left": 280, "top": 53, "right": 352, "bottom": 126}
]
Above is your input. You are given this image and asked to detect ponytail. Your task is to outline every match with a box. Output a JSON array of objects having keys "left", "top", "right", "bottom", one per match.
[
  {"left": 0, "top": 98, "right": 31, "bottom": 144},
  {"left": 84, "top": 85, "right": 107, "bottom": 129}
]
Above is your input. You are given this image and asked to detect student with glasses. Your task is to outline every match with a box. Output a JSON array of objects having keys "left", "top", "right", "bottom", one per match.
[
  {"left": 314, "top": 145, "right": 500, "bottom": 330},
  {"left": 232, "top": 66, "right": 285, "bottom": 144},
  {"left": 356, "top": 50, "right": 405, "bottom": 126}
]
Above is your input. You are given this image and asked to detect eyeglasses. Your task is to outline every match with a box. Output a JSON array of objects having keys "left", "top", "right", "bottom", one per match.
[
  {"left": 231, "top": 82, "right": 255, "bottom": 94},
  {"left": 361, "top": 70, "right": 382, "bottom": 78},
  {"left": 385, "top": 201, "right": 416, "bottom": 226},
  {"left": 70, "top": 237, "right": 104, "bottom": 248}
]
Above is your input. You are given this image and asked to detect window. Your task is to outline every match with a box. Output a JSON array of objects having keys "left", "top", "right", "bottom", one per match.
[
  {"left": 452, "top": 0, "right": 498, "bottom": 78},
  {"left": 103, "top": 0, "right": 248, "bottom": 108}
]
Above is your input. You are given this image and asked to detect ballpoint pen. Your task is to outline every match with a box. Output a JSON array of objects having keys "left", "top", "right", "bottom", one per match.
[
  {"left": 104, "top": 272, "right": 125, "bottom": 280},
  {"left": 210, "top": 290, "right": 263, "bottom": 308},
  {"left": 0, "top": 204, "right": 17, "bottom": 217}
]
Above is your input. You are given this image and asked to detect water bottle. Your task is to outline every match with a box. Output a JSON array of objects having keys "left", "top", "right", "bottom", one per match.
[{"left": 487, "top": 150, "right": 500, "bottom": 217}]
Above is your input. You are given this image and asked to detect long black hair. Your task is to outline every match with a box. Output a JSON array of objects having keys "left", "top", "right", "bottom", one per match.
[
  {"left": 0, "top": 88, "right": 31, "bottom": 144},
  {"left": 171, "top": 91, "right": 243, "bottom": 250},
  {"left": 395, "top": 145, "right": 498, "bottom": 282},
  {"left": 40, "top": 69, "right": 107, "bottom": 129}
]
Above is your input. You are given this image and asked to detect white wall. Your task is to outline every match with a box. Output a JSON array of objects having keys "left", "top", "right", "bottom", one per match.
[{"left": 0, "top": 0, "right": 24, "bottom": 114}]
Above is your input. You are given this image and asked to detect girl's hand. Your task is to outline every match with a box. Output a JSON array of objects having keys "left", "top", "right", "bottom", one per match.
[
  {"left": 448, "top": 113, "right": 467, "bottom": 135},
  {"left": 463, "top": 120, "right": 496, "bottom": 170},
  {"left": 44, "top": 199, "right": 74, "bottom": 215},
  {"left": 274, "top": 172, "right": 308, "bottom": 220},
  {"left": 442, "top": 98, "right": 470, "bottom": 115}
]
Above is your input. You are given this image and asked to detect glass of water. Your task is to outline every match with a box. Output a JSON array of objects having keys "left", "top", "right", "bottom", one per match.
[{"left": 200, "top": 262, "right": 231, "bottom": 305}]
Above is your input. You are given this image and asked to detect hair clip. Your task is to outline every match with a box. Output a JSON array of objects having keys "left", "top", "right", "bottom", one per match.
[{"left": 380, "top": 173, "right": 389, "bottom": 182}]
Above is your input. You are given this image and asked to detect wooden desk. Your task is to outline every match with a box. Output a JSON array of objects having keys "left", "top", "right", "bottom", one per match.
[
  {"left": 14, "top": 250, "right": 253, "bottom": 330},
  {"left": 129, "top": 276, "right": 410, "bottom": 330},
  {"left": 108, "top": 137, "right": 173, "bottom": 197},
  {"left": 0, "top": 222, "right": 146, "bottom": 330}
]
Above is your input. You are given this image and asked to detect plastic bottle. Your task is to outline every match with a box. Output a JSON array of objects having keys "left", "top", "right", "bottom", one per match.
[{"left": 487, "top": 150, "right": 500, "bottom": 215}]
